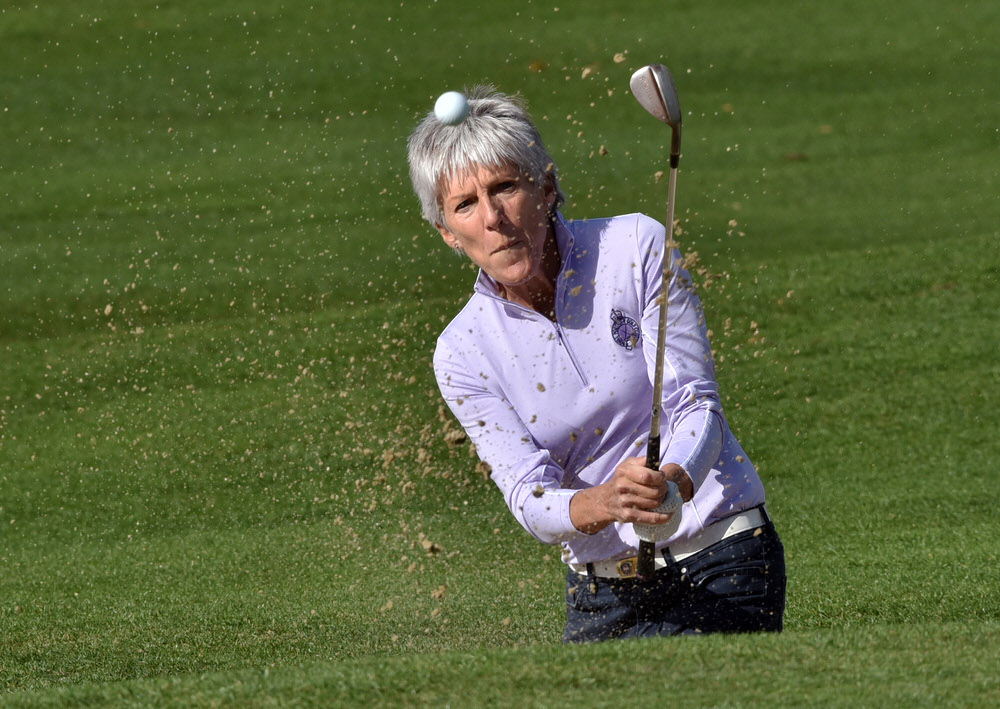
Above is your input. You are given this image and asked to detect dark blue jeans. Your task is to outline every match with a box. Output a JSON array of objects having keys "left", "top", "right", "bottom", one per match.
[{"left": 563, "top": 519, "right": 786, "bottom": 643}]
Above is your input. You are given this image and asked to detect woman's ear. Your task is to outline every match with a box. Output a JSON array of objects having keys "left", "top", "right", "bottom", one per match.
[
  {"left": 435, "top": 223, "right": 461, "bottom": 252},
  {"left": 544, "top": 177, "right": 557, "bottom": 209}
]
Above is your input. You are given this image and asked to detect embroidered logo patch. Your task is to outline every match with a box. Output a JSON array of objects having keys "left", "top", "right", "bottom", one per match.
[{"left": 610, "top": 309, "right": 640, "bottom": 351}]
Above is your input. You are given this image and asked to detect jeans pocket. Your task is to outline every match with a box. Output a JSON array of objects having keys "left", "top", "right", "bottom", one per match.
[
  {"left": 563, "top": 574, "right": 641, "bottom": 643},
  {"left": 692, "top": 563, "right": 768, "bottom": 602},
  {"left": 566, "top": 575, "right": 609, "bottom": 612}
]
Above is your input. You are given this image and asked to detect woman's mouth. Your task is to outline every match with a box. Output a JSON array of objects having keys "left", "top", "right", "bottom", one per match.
[{"left": 493, "top": 239, "right": 522, "bottom": 254}]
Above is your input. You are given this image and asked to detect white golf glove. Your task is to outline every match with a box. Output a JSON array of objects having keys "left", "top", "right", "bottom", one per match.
[{"left": 633, "top": 480, "right": 683, "bottom": 542}]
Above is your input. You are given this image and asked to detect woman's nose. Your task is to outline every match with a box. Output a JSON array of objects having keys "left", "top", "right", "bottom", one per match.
[{"left": 481, "top": 195, "right": 503, "bottom": 228}]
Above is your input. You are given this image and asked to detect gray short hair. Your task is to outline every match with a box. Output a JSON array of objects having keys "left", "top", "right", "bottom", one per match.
[{"left": 407, "top": 85, "right": 565, "bottom": 227}]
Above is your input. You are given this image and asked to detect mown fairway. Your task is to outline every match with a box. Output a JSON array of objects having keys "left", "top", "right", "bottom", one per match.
[{"left": 2, "top": 1, "right": 998, "bottom": 706}]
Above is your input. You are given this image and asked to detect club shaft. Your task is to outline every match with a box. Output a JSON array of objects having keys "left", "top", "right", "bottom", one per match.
[
  {"left": 637, "top": 162, "right": 679, "bottom": 581},
  {"left": 644, "top": 164, "right": 678, "bottom": 467}
]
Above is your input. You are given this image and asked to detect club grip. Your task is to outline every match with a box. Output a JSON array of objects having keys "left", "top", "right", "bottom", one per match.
[
  {"left": 638, "top": 434, "right": 661, "bottom": 580},
  {"left": 645, "top": 433, "right": 660, "bottom": 471},
  {"left": 637, "top": 540, "right": 656, "bottom": 580}
]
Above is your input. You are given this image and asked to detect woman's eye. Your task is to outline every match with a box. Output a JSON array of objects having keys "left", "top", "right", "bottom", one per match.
[{"left": 490, "top": 182, "right": 516, "bottom": 198}]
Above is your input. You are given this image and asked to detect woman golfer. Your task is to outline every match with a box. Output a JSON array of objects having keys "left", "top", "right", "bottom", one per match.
[{"left": 407, "top": 86, "right": 786, "bottom": 642}]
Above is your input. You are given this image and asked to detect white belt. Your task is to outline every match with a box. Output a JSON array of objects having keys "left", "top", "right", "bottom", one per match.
[{"left": 570, "top": 506, "right": 769, "bottom": 579}]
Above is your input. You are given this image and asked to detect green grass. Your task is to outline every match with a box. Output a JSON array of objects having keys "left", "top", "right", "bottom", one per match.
[
  {"left": 5, "top": 623, "right": 999, "bottom": 708},
  {"left": 2, "top": 0, "right": 999, "bottom": 706}
]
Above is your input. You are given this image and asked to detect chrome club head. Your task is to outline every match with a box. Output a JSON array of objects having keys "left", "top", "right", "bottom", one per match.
[{"left": 630, "top": 63, "right": 682, "bottom": 162}]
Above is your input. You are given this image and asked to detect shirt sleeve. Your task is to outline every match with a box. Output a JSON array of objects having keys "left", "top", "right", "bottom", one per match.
[
  {"left": 637, "top": 216, "right": 725, "bottom": 489},
  {"left": 433, "top": 338, "right": 581, "bottom": 545}
]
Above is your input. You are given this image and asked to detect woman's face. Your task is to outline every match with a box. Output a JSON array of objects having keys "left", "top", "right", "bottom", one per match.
[{"left": 436, "top": 163, "right": 557, "bottom": 289}]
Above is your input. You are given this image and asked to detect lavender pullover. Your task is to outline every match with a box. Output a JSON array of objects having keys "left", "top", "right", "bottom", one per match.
[{"left": 433, "top": 213, "right": 765, "bottom": 565}]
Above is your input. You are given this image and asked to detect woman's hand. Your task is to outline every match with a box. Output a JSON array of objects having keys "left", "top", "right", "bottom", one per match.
[
  {"left": 570, "top": 457, "right": 693, "bottom": 535},
  {"left": 661, "top": 462, "right": 694, "bottom": 503}
]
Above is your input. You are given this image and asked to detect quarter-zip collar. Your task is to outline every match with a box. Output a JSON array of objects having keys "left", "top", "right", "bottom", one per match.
[{"left": 470, "top": 213, "right": 588, "bottom": 385}]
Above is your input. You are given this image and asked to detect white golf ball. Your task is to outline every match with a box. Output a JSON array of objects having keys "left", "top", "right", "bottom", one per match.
[{"left": 434, "top": 91, "right": 469, "bottom": 125}]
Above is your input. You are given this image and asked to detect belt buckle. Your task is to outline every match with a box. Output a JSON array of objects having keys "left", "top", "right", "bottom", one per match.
[{"left": 616, "top": 556, "right": 638, "bottom": 578}]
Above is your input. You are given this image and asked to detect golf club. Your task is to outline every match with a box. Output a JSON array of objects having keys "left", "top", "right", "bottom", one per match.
[{"left": 629, "top": 63, "right": 683, "bottom": 580}]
